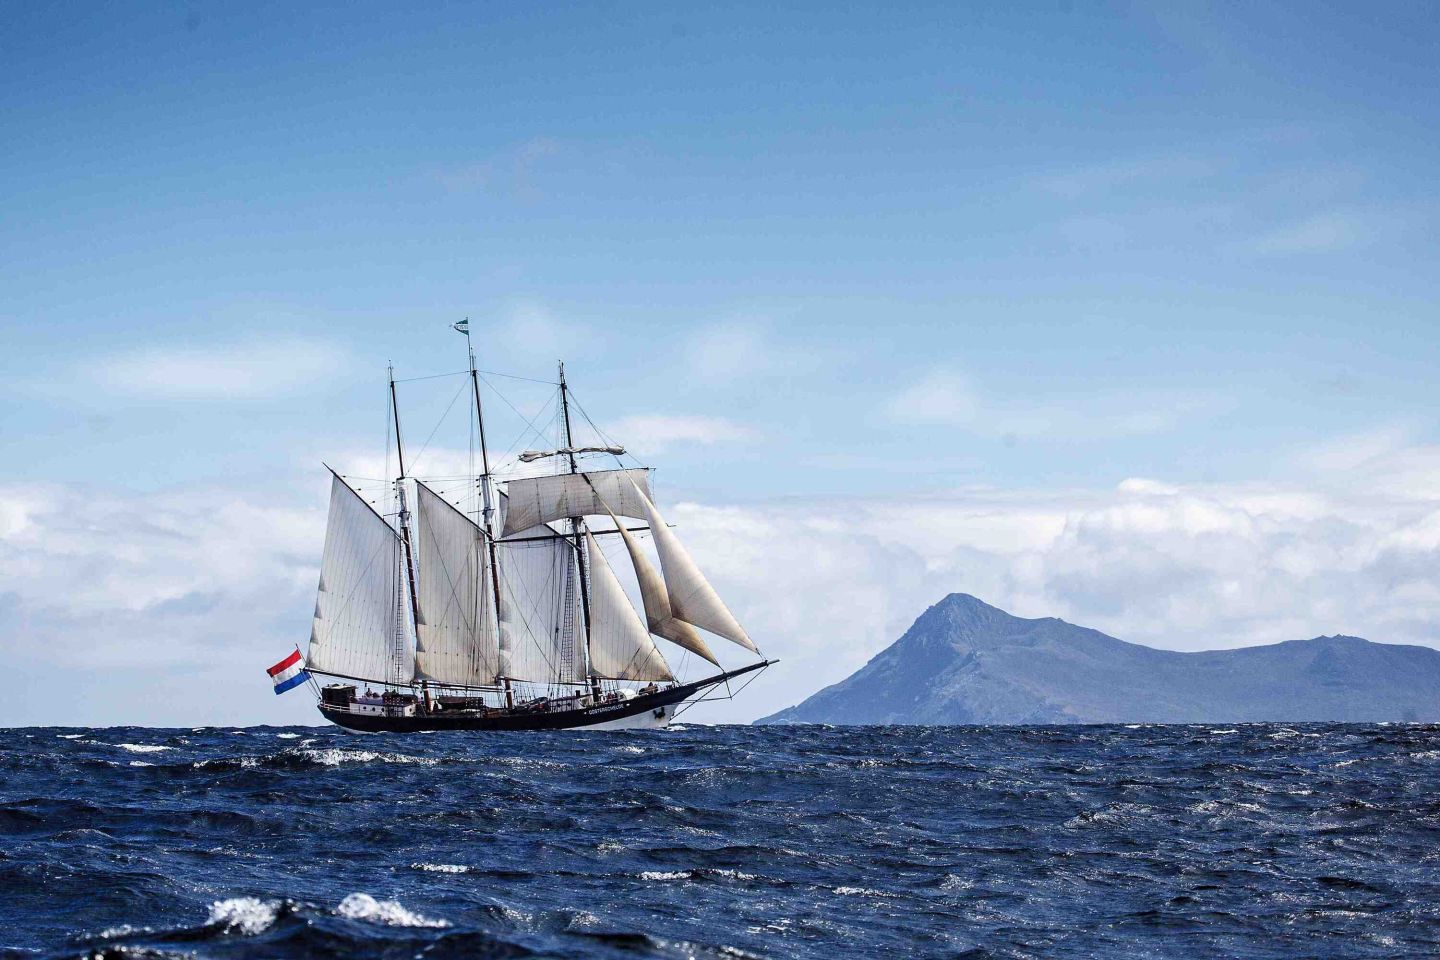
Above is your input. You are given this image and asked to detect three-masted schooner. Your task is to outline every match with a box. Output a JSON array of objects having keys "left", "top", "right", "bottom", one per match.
[{"left": 303, "top": 325, "right": 771, "bottom": 732}]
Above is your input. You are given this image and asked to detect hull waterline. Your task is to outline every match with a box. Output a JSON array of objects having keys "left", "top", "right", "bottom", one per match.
[{"left": 318, "top": 661, "right": 770, "bottom": 733}]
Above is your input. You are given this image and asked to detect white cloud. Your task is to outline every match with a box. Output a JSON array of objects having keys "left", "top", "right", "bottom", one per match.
[
  {"left": 681, "top": 319, "right": 839, "bottom": 383},
  {"left": 608, "top": 414, "right": 758, "bottom": 455},
  {"left": 422, "top": 137, "right": 561, "bottom": 196},
  {"left": 1243, "top": 211, "right": 1370, "bottom": 255},
  {"left": 882, "top": 372, "right": 978, "bottom": 424},
  {"left": 1035, "top": 154, "right": 1222, "bottom": 198},
  {"left": 674, "top": 452, "right": 1440, "bottom": 720},
  {"left": 8, "top": 431, "right": 1440, "bottom": 725},
  {"left": 486, "top": 301, "right": 592, "bottom": 365},
  {"left": 95, "top": 337, "right": 349, "bottom": 401},
  {"left": 881, "top": 369, "right": 1212, "bottom": 440}
]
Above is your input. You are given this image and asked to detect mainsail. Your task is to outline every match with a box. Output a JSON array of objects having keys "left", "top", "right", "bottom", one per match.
[
  {"left": 413, "top": 482, "right": 497, "bottom": 686},
  {"left": 500, "top": 468, "right": 653, "bottom": 537},
  {"left": 584, "top": 531, "right": 673, "bottom": 681},
  {"left": 309, "top": 474, "right": 413, "bottom": 683},
  {"left": 609, "top": 510, "right": 719, "bottom": 667},
  {"left": 633, "top": 484, "right": 758, "bottom": 654},
  {"left": 495, "top": 535, "right": 584, "bottom": 683}
]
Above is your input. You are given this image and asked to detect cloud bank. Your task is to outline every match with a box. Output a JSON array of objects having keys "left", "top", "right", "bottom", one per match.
[{"left": 3, "top": 432, "right": 1438, "bottom": 724}]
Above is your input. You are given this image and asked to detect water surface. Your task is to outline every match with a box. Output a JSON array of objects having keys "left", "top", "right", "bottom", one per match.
[{"left": 1, "top": 723, "right": 1437, "bottom": 957}]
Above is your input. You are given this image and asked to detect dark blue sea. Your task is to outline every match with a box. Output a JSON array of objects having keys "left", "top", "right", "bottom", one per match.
[{"left": 2, "top": 724, "right": 1438, "bottom": 959}]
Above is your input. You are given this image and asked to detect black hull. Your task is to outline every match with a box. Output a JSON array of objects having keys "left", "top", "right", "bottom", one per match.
[{"left": 318, "top": 661, "right": 770, "bottom": 733}]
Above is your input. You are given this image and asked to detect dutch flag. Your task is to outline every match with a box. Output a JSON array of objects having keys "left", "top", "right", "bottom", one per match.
[{"left": 267, "top": 649, "right": 309, "bottom": 695}]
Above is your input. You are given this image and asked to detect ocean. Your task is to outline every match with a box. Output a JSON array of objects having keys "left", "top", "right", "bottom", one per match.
[{"left": 1, "top": 723, "right": 1437, "bottom": 958}]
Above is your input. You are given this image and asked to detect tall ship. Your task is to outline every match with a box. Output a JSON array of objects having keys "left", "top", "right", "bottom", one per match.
[{"left": 301, "top": 323, "right": 772, "bottom": 732}]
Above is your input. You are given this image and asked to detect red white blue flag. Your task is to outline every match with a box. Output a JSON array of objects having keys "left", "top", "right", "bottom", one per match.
[{"left": 266, "top": 649, "right": 308, "bottom": 695}]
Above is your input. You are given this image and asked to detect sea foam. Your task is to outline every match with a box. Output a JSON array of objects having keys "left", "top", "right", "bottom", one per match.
[
  {"left": 208, "top": 896, "right": 280, "bottom": 935},
  {"left": 336, "top": 893, "right": 450, "bottom": 928}
]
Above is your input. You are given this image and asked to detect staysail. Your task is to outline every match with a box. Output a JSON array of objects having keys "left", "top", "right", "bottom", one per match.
[
  {"left": 584, "top": 531, "right": 673, "bottom": 681},
  {"left": 633, "top": 484, "right": 758, "bottom": 654},
  {"left": 309, "top": 474, "right": 413, "bottom": 683},
  {"left": 500, "top": 468, "right": 653, "bottom": 537},
  {"left": 413, "top": 482, "right": 497, "bottom": 686},
  {"left": 608, "top": 510, "right": 719, "bottom": 666}
]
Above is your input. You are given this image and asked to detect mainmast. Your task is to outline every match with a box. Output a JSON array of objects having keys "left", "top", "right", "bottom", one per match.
[
  {"left": 388, "top": 366, "right": 423, "bottom": 688},
  {"left": 459, "top": 319, "right": 511, "bottom": 706},
  {"left": 559, "top": 361, "right": 595, "bottom": 687}
]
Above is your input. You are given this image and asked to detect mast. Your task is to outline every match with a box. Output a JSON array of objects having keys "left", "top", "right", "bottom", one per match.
[
  {"left": 389, "top": 366, "right": 423, "bottom": 686},
  {"left": 461, "top": 320, "right": 511, "bottom": 705},
  {"left": 559, "top": 361, "right": 594, "bottom": 686}
]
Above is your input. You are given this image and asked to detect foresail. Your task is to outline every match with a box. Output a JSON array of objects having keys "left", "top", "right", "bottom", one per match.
[
  {"left": 495, "top": 535, "right": 583, "bottom": 683},
  {"left": 500, "top": 468, "right": 653, "bottom": 537},
  {"left": 584, "top": 532, "right": 673, "bottom": 682},
  {"left": 633, "top": 484, "right": 759, "bottom": 654},
  {"left": 309, "top": 475, "right": 412, "bottom": 683},
  {"left": 609, "top": 510, "right": 719, "bottom": 667},
  {"left": 414, "top": 483, "right": 498, "bottom": 686}
]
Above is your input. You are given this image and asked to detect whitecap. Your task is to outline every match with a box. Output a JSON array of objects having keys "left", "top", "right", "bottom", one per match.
[
  {"left": 833, "top": 886, "right": 886, "bottom": 896},
  {"left": 275, "top": 732, "right": 301, "bottom": 739},
  {"left": 116, "top": 743, "right": 172, "bottom": 754},
  {"left": 411, "top": 862, "right": 470, "bottom": 874},
  {"left": 208, "top": 896, "right": 280, "bottom": 935},
  {"left": 95, "top": 923, "right": 153, "bottom": 939},
  {"left": 336, "top": 892, "right": 449, "bottom": 928},
  {"left": 1208, "top": 729, "right": 1238, "bottom": 735},
  {"left": 58, "top": 733, "right": 84, "bottom": 740},
  {"left": 640, "top": 870, "right": 691, "bottom": 881},
  {"left": 301, "top": 748, "right": 435, "bottom": 767},
  {"left": 129, "top": 761, "right": 155, "bottom": 768}
]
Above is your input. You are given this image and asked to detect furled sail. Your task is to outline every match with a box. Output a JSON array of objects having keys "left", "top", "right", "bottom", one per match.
[
  {"left": 500, "top": 468, "right": 653, "bottom": 537},
  {"left": 608, "top": 510, "right": 719, "bottom": 667},
  {"left": 633, "top": 484, "right": 758, "bottom": 654},
  {"left": 309, "top": 475, "right": 413, "bottom": 683},
  {"left": 584, "top": 531, "right": 674, "bottom": 681},
  {"left": 413, "top": 482, "right": 497, "bottom": 686},
  {"left": 495, "top": 535, "right": 583, "bottom": 683}
]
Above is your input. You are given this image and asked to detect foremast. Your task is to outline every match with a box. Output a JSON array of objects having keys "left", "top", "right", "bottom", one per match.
[{"left": 389, "top": 365, "right": 422, "bottom": 689}]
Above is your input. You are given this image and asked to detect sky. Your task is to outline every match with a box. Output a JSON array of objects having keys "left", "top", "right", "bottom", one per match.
[{"left": 2, "top": 1, "right": 1439, "bottom": 726}]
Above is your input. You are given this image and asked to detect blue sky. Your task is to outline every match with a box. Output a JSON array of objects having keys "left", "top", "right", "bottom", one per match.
[{"left": 2, "top": 2, "right": 1438, "bottom": 725}]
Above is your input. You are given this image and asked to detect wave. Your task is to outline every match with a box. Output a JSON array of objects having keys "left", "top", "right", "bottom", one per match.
[
  {"left": 207, "top": 896, "right": 281, "bottom": 935},
  {"left": 336, "top": 892, "right": 449, "bottom": 928},
  {"left": 14, "top": 722, "right": 1440, "bottom": 959}
]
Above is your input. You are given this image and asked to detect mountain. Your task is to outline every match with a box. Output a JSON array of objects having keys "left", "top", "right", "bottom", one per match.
[{"left": 756, "top": 594, "right": 1440, "bottom": 724}]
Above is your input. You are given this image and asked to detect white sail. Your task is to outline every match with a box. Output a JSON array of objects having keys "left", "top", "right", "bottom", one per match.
[
  {"left": 495, "top": 535, "right": 583, "bottom": 683},
  {"left": 500, "top": 468, "right": 653, "bottom": 537},
  {"left": 609, "top": 511, "right": 719, "bottom": 667},
  {"left": 584, "top": 532, "right": 673, "bottom": 681},
  {"left": 413, "top": 483, "right": 497, "bottom": 686},
  {"left": 309, "top": 475, "right": 412, "bottom": 683},
  {"left": 633, "top": 484, "right": 758, "bottom": 654}
]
